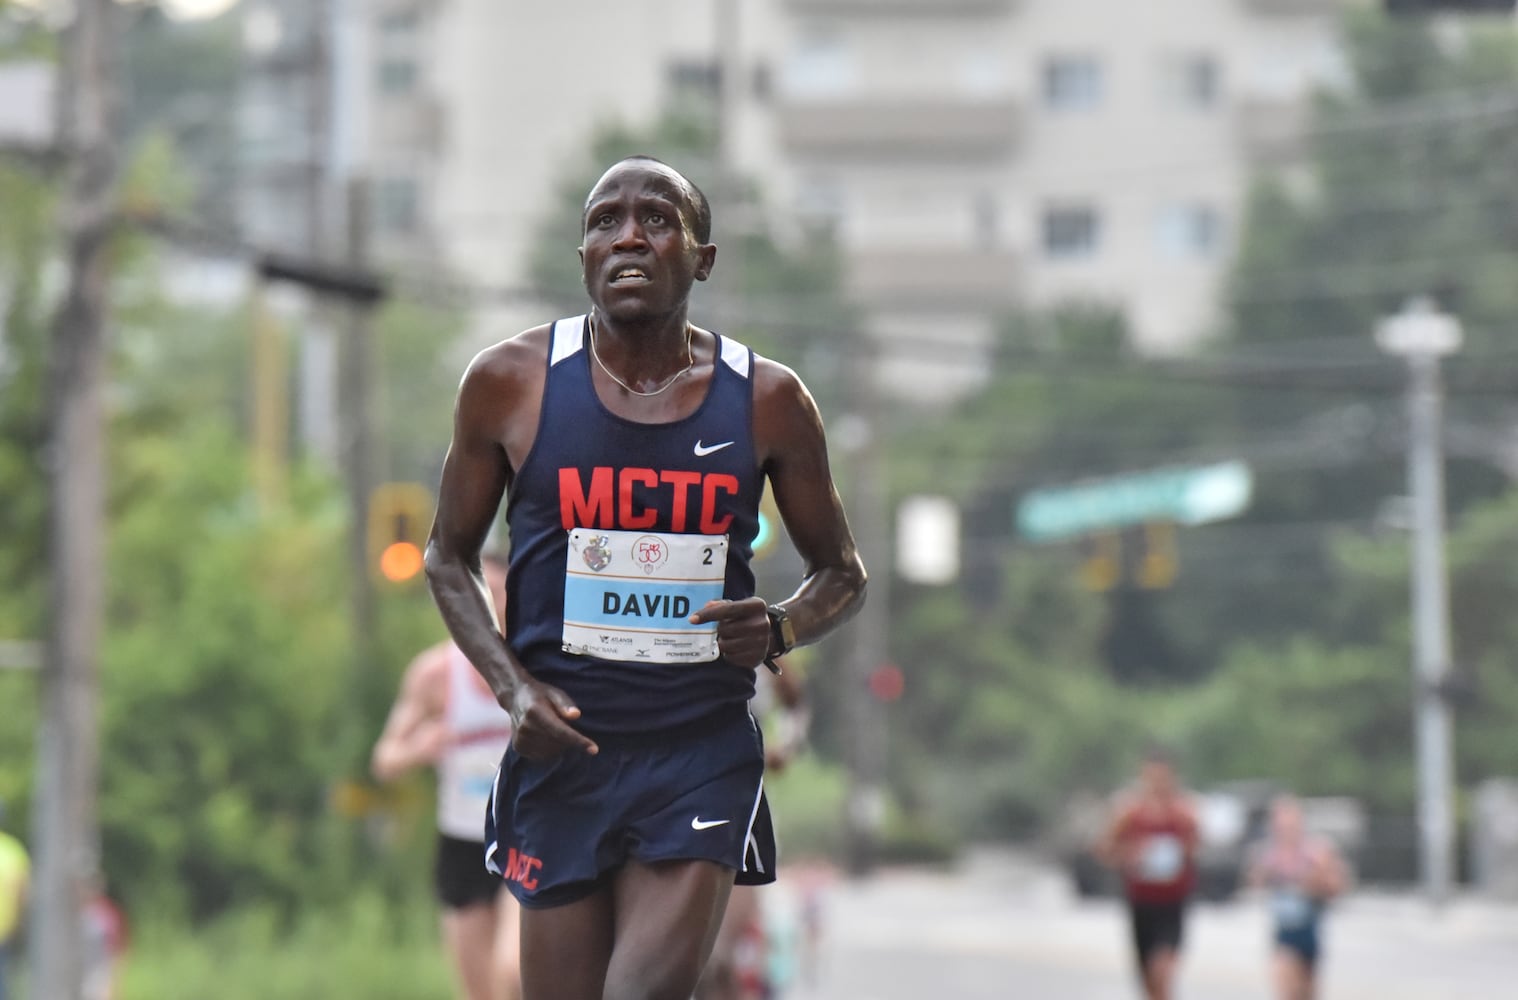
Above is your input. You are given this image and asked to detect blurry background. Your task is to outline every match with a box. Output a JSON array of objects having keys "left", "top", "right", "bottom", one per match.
[{"left": 4, "top": 0, "right": 1518, "bottom": 996}]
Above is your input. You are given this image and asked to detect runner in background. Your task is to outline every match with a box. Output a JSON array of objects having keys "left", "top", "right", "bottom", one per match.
[
  {"left": 1099, "top": 749, "right": 1200, "bottom": 1000},
  {"left": 81, "top": 875, "right": 127, "bottom": 1000},
  {"left": 372, "top": 552, "right": 520, "bottom": 1000},
  {"left": 1248, "top": 795, "right": 1350, "bottom": 1000}
]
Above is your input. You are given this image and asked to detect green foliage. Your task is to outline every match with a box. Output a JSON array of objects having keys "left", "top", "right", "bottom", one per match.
[
  {"left": 118, "top": 894, "right": 452, "bottom": 1000},
  {"left": 375, "top": 298, "right": 470, "bottom": 485}
]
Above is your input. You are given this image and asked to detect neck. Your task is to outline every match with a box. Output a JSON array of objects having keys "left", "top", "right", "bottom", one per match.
[{"left": 588, "top": 310, "right": 696, "bottom": 395}]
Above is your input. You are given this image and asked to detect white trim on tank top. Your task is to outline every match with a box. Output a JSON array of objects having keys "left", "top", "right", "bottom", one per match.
[
  {"left": 550, "top": 315, "right": 587, "bottom": 366},
  {"left": 720, "top": 335, "right": 750, "bottom": 378}
]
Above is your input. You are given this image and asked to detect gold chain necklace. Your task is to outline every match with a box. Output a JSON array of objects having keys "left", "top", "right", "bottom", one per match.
[{"left": 588, "top": 314, "right": 694, "bottom": 398}]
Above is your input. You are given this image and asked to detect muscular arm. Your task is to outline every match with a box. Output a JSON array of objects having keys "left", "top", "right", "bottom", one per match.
[
  {"left": 370, "top": 647, "right": 449, "bottom": 782},
  {"left": 426, "top": 337, "right": 598, "bottom": 759},
  {"left": 757, "top": 360, "right": 868, "bottom": 645},
  {"left": 689, "top": 359, "right": 867, "bottom": 667}
]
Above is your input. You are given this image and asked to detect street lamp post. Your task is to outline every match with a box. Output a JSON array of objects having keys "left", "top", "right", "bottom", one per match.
[{"left": 1376, "top": 296, "right": 1461, "bottom": 904}]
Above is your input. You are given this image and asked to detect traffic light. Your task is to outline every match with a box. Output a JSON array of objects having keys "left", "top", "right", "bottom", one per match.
[
  {"left": 1136, "top": 522, "right": 1178, "bottom": 591},
  {"left": 368, "top": 482, "right": 433, "bottom": 584},
  {"left": 1078, "top": 532, "right": 1122, "bottom": 592}
]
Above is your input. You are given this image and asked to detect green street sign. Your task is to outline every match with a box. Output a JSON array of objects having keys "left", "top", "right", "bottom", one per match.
[{"left": 1017, "top": 461, "right": 1253, "bottom": 542}]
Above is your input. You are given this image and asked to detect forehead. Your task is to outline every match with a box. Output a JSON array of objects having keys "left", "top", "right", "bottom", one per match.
[{"left": 584, "top": 161, "right": 693, "bottom": 212}]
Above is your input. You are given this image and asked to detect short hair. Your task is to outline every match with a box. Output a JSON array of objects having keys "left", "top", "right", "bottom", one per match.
[{"left": 582, "top": 155, "right": 712, "bottom": 244}]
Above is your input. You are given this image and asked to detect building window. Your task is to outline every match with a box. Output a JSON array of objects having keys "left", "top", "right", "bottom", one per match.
[
  {"left": 377, "top": 57, "right": 417, "bottom": 95},
  {"left": 666, "top": 58, "right": 722, "bottom": 102},
  {"left": 1042, "top": 55, "right": 1103, "bottom": 111},
  {"left": 1160, "top": 53, "right": 1219, "bottom": 110},
  {"left": 1155, "top": 203, "right": 1221, "bottom": 259},
  {"left": 1043, "top": 204, "right": 1101, "bottom": 259},
  {"left": 375, "top": 177, "right": 419, "bottom": 234}
]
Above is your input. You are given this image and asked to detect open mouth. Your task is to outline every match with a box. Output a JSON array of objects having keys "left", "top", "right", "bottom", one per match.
[{"left": 608, "top": 267, "right": 650, "bottom": 287}]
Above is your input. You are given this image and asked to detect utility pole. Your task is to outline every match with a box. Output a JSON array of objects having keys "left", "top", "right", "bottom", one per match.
[
  {"left": 1376, "top": 295, "right": 1462, "bottom": 905},
  {"left": 32, "top": 1, "right": 120, "bottom": 997},
  {"left": 339, "top": 176, "right": 378, "bottom": 756}
]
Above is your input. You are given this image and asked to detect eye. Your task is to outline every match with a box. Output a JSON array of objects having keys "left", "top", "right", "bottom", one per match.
[
  {"left": 647, "top": 212, "right": 666, "bottom": 226},
  {"left": 595, "top": 213, "right": 615, "bottom": 228}
]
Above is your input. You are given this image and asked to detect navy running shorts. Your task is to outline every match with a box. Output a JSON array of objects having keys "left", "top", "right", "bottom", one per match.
[{"left": 485, "top": 707, "right": 777, "bottom": 909}]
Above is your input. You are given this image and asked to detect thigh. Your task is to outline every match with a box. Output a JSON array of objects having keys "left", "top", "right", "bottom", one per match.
[
  {"left": 519, "top": 890, "right": 615, "bottom": 1000},
  {"left": 604, "top": 858, "right": 735, "bottom": 1000}
]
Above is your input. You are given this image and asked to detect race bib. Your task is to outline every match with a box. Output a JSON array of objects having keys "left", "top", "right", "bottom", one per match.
[
  {"left": 562, "top": 528, "right": 727, "bottom": 664},
  {"left": 1138, "top": 834, "right": 1185, "bottom": 882}
]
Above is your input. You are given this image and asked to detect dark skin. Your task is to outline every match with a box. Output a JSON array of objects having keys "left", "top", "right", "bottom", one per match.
[{"left": 425, "top": 158, "right": 867, "bottom": 1000}]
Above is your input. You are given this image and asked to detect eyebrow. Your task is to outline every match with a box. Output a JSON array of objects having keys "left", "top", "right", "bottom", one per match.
[{"left": 584, "top": 190, "right": 686, "bottom": 223}]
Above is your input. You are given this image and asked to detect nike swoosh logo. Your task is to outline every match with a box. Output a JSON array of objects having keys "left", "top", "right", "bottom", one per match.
[
  {"left": 691, "top": 817, "right": 731, "bottom": 831},
  {"left": 693, "top": 440, "right": 734, "bottom": 457}
]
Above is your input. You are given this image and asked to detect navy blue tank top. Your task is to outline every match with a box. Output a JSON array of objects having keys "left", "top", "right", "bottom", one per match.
[{"left": 504, "top": 315, "right": 762, "bottom": 737}]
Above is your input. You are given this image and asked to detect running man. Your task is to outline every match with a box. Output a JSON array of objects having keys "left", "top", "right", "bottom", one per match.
[
  {"left": 424, "top": 155, "right": 867, "bottom": 1000},
  {"left": 1100, "top": 750, "right": 1200, "bottom": 1000},
  {"left": 1248, "top": 795, "right": 1350, "bottom": 1000},
  {"left": 371, "top": 552, "right": 520, "bottom": 1000}
]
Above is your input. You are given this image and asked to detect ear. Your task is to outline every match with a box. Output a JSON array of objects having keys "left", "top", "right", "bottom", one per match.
[
  {"left": 578, "top": 246, "right": 588, "bottom": 289},
  {"left": 693, "top": 243, "right": 716, "bottom": 283}
]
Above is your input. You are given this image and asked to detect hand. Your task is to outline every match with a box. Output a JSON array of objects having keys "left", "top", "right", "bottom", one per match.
[
  {"left": 689, "top": 596, "right": 771, "bottom": 670},
  {"left": 505, "top": 679, "right": 599, "bottom": 761}
]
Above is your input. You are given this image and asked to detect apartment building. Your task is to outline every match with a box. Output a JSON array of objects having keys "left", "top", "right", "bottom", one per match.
[
  {"left": 242, "top": 0, "right": 1360, "bottom": 395},
  {"left": 766, "top": 0, "right": 1359, "bottom": 392}
]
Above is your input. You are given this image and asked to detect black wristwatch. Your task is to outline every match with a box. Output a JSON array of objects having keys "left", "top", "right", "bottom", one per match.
[{"left": 764, "top": 603, "right": 796, "bottom": 674}]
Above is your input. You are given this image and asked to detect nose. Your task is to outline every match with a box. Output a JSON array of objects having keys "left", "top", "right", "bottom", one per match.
[{"left": 611, "top": 215, "right": 648, "bottom": 251}]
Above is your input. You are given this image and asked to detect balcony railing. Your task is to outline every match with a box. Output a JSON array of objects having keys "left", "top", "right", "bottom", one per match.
[
  {"left": 846, "top": 247, "right": 1019, "bottom": 307},
  {"left": 777, "top": 98, "right": 1021, "bottom": 158}
]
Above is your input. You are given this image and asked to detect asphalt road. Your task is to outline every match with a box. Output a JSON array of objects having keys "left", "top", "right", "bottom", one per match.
[{"left": 769, "top": 850, "right": 1518, "bottom": 1000}]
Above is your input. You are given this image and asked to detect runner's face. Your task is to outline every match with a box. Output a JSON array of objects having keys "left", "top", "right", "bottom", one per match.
[{"left": 579, "top": 161, "right": 714, "bottom": 325}]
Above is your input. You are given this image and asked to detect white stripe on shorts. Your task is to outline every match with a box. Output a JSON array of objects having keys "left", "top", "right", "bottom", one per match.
[{"left": 741, "top": 775, "right": 765, "bottom": 875}]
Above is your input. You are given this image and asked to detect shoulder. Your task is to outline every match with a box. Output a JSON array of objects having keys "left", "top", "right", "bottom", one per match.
[
  {"left": 751, "top": 353, "right": 810, "bottom": 406},
  {"left": 459, "top": 324, "right": 553, "bottom": 399}
]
